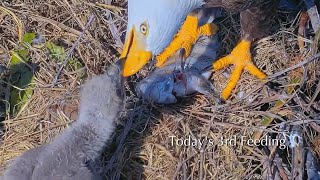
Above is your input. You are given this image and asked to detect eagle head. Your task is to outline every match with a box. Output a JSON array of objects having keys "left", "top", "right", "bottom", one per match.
[{"left": 120, "top": 0, "right": 204, "bottom": 77}]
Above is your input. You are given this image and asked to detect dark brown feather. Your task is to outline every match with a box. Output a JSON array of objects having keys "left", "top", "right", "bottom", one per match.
[
  {"left": 204, "top": 0, "right": 261, "bottom": 12},
  {"left": 204, "top": 0, "right": 279, "bottom": 40},
  {"left": 240, "top": 0, "right": 279, "bottom": 40}
]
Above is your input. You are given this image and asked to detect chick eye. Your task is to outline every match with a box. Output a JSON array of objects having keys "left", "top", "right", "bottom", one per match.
[{"left": 140, "top": 23, "right": 148, "bottom": 35}]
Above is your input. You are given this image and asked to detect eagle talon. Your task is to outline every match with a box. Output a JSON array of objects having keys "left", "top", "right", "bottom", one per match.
[
  {"left": 213, "top": 39, "right": 267, "bottom": 100},
  {"left": 156, "top": 15, "right": 219, "bottom": 67}
]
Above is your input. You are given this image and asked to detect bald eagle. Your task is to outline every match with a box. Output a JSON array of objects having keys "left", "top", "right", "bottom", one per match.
[{"left": 120, "top": 0, "right": 278, "bottom": 100}]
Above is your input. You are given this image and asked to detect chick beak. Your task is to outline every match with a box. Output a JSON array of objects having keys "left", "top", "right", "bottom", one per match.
[{"left": 120, "top": 27, "right": 152, "bottom": 77}]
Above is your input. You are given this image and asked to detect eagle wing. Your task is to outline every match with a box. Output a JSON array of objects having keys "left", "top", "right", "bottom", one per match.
[{"left": 205, "top": 0, "right": 278, "bottom": 40}]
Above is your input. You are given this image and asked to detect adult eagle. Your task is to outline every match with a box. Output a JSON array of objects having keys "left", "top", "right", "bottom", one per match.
[{"left": 120, "top": 0, "right": 278, "bottom": 100}]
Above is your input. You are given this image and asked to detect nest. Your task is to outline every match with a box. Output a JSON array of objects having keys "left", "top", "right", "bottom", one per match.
[{"left": 0, "top": 0, "right": 319, "bottom": 179}]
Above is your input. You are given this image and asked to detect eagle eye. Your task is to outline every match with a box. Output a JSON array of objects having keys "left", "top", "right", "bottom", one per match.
[{"left": 140, "top": 23, "right": 148, "bottom": 35}]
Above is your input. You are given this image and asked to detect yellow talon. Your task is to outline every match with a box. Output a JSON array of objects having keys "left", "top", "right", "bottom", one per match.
[
  {"left": 156, "top": 15, "right": 219, "bottom": 67},
  {"left": 213, "top": 39, "right": 267, "bottom": 100}
]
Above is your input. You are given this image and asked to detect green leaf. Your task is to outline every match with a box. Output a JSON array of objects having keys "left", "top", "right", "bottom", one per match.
[
  {"left": 46, "top": 42, "right": 66, "bottom": 62},
  {"left": 287, "top": 76, "right": 300, "bottom": 94},
  {"left": 10, "top": 50, "right": 31, "bottom": 74},
  {"left": 274, "top": 100, "right": 285, "bottom": 109},
  {"left": 68, "top": 58, "right": 83, "bottom": 71},
  {"left": 9, "top": 50, "right": 34, "bottom": 115},
  {"left": 23, "top": 32, "right": 36, "bottom": 44},
  {"left": 260, "top": 116, "right": 273, "bottom": 126}
]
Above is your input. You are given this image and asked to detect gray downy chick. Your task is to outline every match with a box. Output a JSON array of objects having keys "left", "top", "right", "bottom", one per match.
[
  {"left": 135, "top": 8, "right": 221, "bottom": 104},
  {"left": 1, "top": 61, "right": 125, "bottom": 180}
]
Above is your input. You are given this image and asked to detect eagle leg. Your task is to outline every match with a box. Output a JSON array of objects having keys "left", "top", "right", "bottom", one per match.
[
  {"left": 156, "top": 15, "right": 218, "bottom": 67},
  {"left": 213, "top": 39, "right": 266, "bottom": 100}
]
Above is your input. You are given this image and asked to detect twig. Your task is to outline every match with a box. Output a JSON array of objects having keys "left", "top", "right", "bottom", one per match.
[
  {"left": 105, "top": 107, "right": 135, "bottom": 172},
  {"left": 172, "top": 152, "right": 197, "bottom": 180},
  {"left": 0, "top": 6, "right": 23, "bottom": 42},
  {"left": 28, "top": 14, "right": 82, "bottom": 36},
  {"left": 244, "top": 159, "right": 267, "bottom": 179},
  {"left": 51, "top": 13, "right": 95, "bottom": 86},
  {"left": 269, "top": 53, "right": 320, "bottom": 79},
  {"left": 274, "top": 156, "right": 289, "bottom": 180},
  {"left": 290, "top": 126, "right": 305, "bottom": 180},
  {"left": 298, "top": 11, "right": 308, "bottom": 53},
  {"left": 103, "top": 0, "right": 124, "bottom": 52},
  {"left": 1, "top": 120, "right": 74, "bottom": 149},
  {"left": 96, "top": 3, "right": 124, "bottom": 13},
  {"left": 307, "top": 80, "right": 320, "bottom": 111},
  {"left": 310, "top": 122, "right": 320, "bottom": 133}
]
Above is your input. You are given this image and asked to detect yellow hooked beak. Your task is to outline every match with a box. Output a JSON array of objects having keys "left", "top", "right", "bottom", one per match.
[{"left": 120, "top": 27, "right": 152, "bottom": 77}]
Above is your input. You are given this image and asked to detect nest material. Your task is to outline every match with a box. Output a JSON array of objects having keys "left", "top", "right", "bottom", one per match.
[{"left": 0, "top": 1, "right": 319, "bottom": 179}]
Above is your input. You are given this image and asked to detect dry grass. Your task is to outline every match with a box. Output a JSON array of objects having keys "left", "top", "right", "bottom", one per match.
[{"left": 0, "top": 1, "right": 320, "bottom": 180}]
